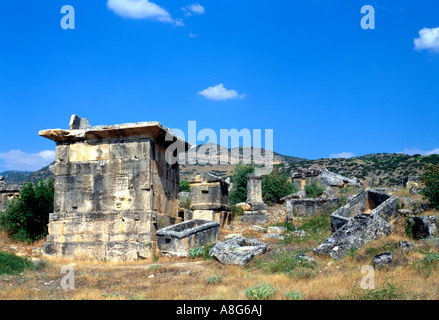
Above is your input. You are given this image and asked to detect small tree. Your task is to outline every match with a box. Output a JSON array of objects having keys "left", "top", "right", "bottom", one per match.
[
  {"left": 179, "top": 180, "right": 191, "bottom": 193},
  {"left": 304, "top": 181, "right": 325, "bottom": 198},
  {"left": 0, "top": 179, "right": 54, "bottom": 243},
  {"left": 262, "top": 168, "right": 297, "bottom": 204},
  {"left": 420, "top": 163, "right": 439, "bottom": 209},
  {"left": 229, "top": 164, "right": 255, "bottom": 205}
]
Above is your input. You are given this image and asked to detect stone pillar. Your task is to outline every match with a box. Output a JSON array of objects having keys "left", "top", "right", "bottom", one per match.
[{"left": 246, "top": 174, "right": 267, "bottom": 211}]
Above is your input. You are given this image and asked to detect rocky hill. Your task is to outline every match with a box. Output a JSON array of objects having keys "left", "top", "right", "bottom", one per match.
[
  {"left": 283, "top": 153, "right": 439, "bottom": 187},
  {"left": 3, "top": 148, "right": 439, "bottom": 187},
  {"left": 0, "top": 171, "right": 32, "bottom": 185}
]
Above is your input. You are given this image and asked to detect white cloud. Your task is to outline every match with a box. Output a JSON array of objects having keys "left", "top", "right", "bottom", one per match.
[
  {"left": 399, "top": 147, "right": 439, "bottom": 156},
  {"left": 0, "top": 150, "right": 55, "bottom": 171},
  {"left": 329, "top": 152, "right": 355, "bottom": 159},
  {"left": 414, "top": 26, "right": 439, "bottom": 52},
  {"left": 197, "top": 83, "right": 246, "bottom": 101},
  {"left": 107, "top": 0, "right": 182, "bottom": 25},
  {"left": 189, "top": 32, "right": 198, "bottom": 38},
  {"left": 182, "top": 3, "right": 205, "bottom": 16}
]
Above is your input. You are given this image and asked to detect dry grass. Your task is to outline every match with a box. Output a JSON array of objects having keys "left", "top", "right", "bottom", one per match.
[{"left": 1, "top": 209, "right": 438, "bottom": 300}]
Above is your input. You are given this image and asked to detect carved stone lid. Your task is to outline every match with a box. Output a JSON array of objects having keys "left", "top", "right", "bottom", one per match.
[{"left": 39, "top": 115, "right": 190, "bottom": 151}]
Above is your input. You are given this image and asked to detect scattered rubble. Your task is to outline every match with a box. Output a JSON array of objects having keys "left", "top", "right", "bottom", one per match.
[
  {"left": 397, "top": 241, "right": 415, "bottom": 253},
  {"left": 209, "top": 236, "right": 269, "bottom": 266},
  {"left": 373, "top": 252, "right": 393, "bottom": 267},
  {"left": 407, "top": 215, "right": 438, "bottom": 240}
]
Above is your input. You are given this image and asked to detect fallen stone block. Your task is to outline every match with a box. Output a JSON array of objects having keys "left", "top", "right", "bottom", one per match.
[
  {"left": 397, "top": 241, "right": 415, "bottom": 253},
  {"left": 267, "top": 226, "right": 287, "bottom": 234},
  {"left": 251, "top": 225, "right": 266, "bottom": 233},
  {"left": 408, "top": 215, "right": 437, "bottom": 239},
  {"left": 292, "top": 230, "right": 307, "bottom": 237},
  {"left": 313, "top": 214, "right": 393, "bottom": 260},
  {"left": 373, "top": 252, "right": 393, "bottom": 267},
  {"left": 294, "top": 253, "right": 316, "bottom": 264},
  {"left": 262, "top": 233, "right": 285, "bottom": 240},
  {"left": 225, "top": 233, "right": 242, "bottom": 240},
  {"left": 209, "top": 236, "right": 270, "bottom": 266}
]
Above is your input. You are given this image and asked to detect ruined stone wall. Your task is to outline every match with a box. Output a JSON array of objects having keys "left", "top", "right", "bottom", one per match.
[
  {"left": 0, "top": 191, "right": 20, "bottom": 212},
  {"left": 152, "top": 143, "right": 179, "bottom": 224},
  {"left": 40, "top": 116, "right": 190, "bottom": 261},
  {"left": 45, "top": 138, "right": 157, "bottom": 260}
]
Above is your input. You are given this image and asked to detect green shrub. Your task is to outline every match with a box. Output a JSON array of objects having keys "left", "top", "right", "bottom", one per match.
[
  {"left": 188, "top": 247, "right": 204, "bottom": 258},
  {"left": 229, "top": 164, "right": 255, "bottom": 205},
  {"left": 405, "top": 218, "right": 416, "bottom": 239},
  {"left": 340, "top": 278, "right": 411, "bottom": 300},
  {"left": 0, "top": 179, "right": 54, "bottom": 243},
  {"left": 420, "top": 163, "right": 439, "bottom": 209},
  {"left": 187, "top": 245, "right": 215, "bottom": 260},
  {"left": 284, "top": 290, "right": 306, "bottom": 300},
  {"left": 245, "top": 282, "right": 278, "bottom": 300},
  {"left": 230, "top": 204, "right": 245, "bottom": 217},
  {"left": 413, "top": 252, "right": 439, "bottom": 277},
  {"left": 262, "top": 168, "right": 298, "bottom": 204},
  {"left": 178, "top": 197, "right": 191, "bottom": 210},
  {"left": 304, "top": 181, "right": 324, "bottom": 198},
  {"left": 266, "top": 251, "right": 315, "bottom": 274},
  {"left": 179, "top": 180, "right": 191, "bottom": 193},
  {"left": 206, "top": 275, "right": 223, "bottom": 285},
  {"left": 0, "top": 252, "right": 34, "bottom": 275}
]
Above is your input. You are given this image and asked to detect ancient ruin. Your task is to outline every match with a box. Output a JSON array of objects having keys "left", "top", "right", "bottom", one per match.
[
  {"left": 330, "top": 188, "right": 399, "bottom": 232},
  {"left": 0, "top": 176, "right": 20, "bottom": 212},
  {"left": 281, "top": 195, "right": 340, "bottom": 217},
  {"left": 314, "top": 189, "right": 399, "bottom": 260},
  {"left": 291, "top": 168, "right": 361, "bottom": 190},
  {"left": 156, "top": 219, "right": 220, "bottom": 257},
  {"left": 188, "top": 172, "right": 230, "bottom": 225},
  {"left": 209, "top": 236, "right": 270, "bottom": 265},
  {"left": 235, "top": 174, "right": 269, "bottom": 225},
  {"left": 39, "top": 115, "right": 190, "bottom": 261}
]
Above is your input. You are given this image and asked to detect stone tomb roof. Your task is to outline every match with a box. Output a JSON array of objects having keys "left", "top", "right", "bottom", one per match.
[{"left": 39, "top": 115, "right": 190, "bottom": 151}]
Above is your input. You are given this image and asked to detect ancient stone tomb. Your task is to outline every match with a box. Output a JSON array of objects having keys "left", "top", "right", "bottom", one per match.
[
  {"left": 39, "top": 115, "right": 190, "bottom": 261},
  {"left": 156, "top": 219, "right": 220, "bottom": 257},
  {"left": 188, "top": 172, "right": 230, "bottom": 225},
  {"left": 0, "top": 176, "right": 20, "bottom": 212}
]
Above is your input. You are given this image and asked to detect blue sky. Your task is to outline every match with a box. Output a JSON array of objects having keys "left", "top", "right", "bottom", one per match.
[{"left": 0, "top": 0, "right": 438, "bottom": 171}]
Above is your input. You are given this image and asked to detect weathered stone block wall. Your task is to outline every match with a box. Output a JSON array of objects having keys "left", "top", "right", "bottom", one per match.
[
  {"left": 152, "top": 143, "right": 179, "bottom": 219},
  {"left": 40, "top": 116, "right": 189, "bottom": 261},
  {"left": 189, "top": 174, "right": 229, "bottom": 211},
  {"left": 156, "top": 219, "right": 220, "bottom": 256},
  {"left": 285, "top": 198, "right": 340, "bottom": 217},
  {"left": 0, "top": 190, "right": 20, "bottom": 212},
  {"left": 0, "top": 178, "right": 20, "bottom": 212}
]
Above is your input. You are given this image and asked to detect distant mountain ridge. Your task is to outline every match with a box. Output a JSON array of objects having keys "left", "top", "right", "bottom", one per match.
[{"left": 2, "top": 147, "right": 439, "bottom": 187}]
